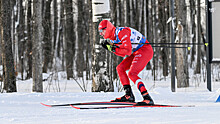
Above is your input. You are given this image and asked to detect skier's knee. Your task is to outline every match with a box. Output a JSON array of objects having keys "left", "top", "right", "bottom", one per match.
[{"left": 128, "top": 71, "right": 138, "bottom": 81}]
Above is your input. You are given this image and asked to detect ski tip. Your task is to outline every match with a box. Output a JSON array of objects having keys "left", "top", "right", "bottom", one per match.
[
  {"left": 70, "top": 105, "right": 80, "bottom": 109},
  {"left": 41, "top": 103, "right": 52, "bottom": 107}
]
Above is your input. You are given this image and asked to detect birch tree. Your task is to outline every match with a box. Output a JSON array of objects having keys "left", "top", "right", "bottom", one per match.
[
  {"left": 92, "top": 0, "right": 113, "bottom": 92},
  {"left": 32, "top": 0, "right": 43, "bottom": 92}
]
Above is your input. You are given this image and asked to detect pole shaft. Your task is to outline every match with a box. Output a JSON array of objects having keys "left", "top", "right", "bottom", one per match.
[
  {"left": 114, "top": 42, "right": 206, "bottom": 45},
  {"left": 170, "top": 0, "right": 175, "bottom": 92}
]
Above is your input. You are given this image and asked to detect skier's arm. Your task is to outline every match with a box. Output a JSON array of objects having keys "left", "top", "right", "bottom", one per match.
[{"left": 113, "top": 29, "right": 132, "bottom": 57}]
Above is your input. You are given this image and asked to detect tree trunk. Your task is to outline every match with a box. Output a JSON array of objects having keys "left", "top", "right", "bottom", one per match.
[
  {"left": 175, "top": 0, "right": 189, "bottom": 88},
  {"left": 54, "top": 0, "right": 58, "bottom": 52},
  {"left": 85, "top": 0, "right": 93, "bottom": 80},
  {"left": 137, "top": 0, "right": 143, "bottom": 32},
  {"left": 26, "top": 0, "right": 32, "bottom": 79},
  {"left": 42, "top": 0, "right": 52, "bottom": 73},
  {"left": 60, "top": 0, "right": 65, "bottom": 71},
  {"left": 146, "top": 0, "right": 152, "bottom": 70},
  {"left": 92, "top": 0, "right": 113, "bottom": 92},
  {"left": 158, "top": 0, "right": 169, "bottom": 77},
  {"left": 152, "top": 0, "right": 159, "bottom": 80},
  {"left": 64, "top": 0, "right": 75, "bottom": 79},
  {"left": 32, "top": 0, "right": 43, "bottom": 92},
  {"left": 195, "top": 0, "right": 201, "bottom": 74},
  {"left": 76, "top": 0, "right": 85, "bottom": 77},
  {"left": 0, "top": 0, "right": 17, "bottom": 92},
  {"left": 175, "top": 24, "right": 189, "bottom": 88},
  {"left": 109, "top": 0, "right": 118, "bottom": 80},
  {"left": 17, "top": 0, "right": 25, "bottom": 80},
  {"left": 190, "top": 0, "right": 196, "bottom": 68}
]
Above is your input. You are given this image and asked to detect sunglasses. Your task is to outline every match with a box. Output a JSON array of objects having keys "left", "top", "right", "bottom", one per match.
[{"left": 99, "top": 27, "right": 106, "bottom": 33}]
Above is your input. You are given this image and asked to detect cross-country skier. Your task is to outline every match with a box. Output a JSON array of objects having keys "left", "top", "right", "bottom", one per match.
[{"left": 98, "top": 20, "right": 154, "bottom": 105}]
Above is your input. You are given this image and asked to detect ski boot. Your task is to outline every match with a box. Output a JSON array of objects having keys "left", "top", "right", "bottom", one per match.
[
  {"left": 111, "top": 85, "right": 135, "bottom": 103},
  {"left": 135, "top": 92, "right": 154, "bottom": 106}
]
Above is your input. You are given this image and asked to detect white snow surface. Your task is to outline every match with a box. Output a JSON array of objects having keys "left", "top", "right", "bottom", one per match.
[{"left": 1, "top": 76, "right": 220, "bottom": 124}]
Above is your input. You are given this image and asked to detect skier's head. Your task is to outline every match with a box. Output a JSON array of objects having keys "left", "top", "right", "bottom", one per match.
[{"left": 98, "top": 20, "right": 116, "bottom": 40}]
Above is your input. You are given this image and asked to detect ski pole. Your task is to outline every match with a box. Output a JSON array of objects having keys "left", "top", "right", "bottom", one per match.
[
  {"left": 151, "top": 45, "right": 191, "bottom": 50},
  {"left": 101, "top": 42, "right": 192, "bottom": 50},
  {"left": 114, "top": 42, "right": 208, "bottom": 46}
]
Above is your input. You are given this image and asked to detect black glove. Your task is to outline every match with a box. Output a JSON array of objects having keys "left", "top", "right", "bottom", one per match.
[
  {"left": 101, "top": 40, "right": 110, "bottom": 50},
  {"left": 101, "top": 40, "right": 118, "bottom": 52}
]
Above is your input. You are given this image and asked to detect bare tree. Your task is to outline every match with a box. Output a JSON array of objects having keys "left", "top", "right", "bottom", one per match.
[
  {"left": 146, "top": 0, "right": 152, "bottom": 70},
  {"left": 64, "top": 0, "right": 75, "bottom": 79},
  {"left": 32, "top": 0, "right": 43, "bottom": 92},
  {"left": 85, "top": 0, "right": 93, "bottom": 80},
  {"left": 42, "top": 0, "right": 52, "bottom": 73},
  {"left": 17, "top": 0, "right": 25, "bottom": 80},
  {"left": 26, "top": 0, "right": 32, "bottom": 79},
  {"left": 60, "top": 0, "right": 65, "bottom": 71},
  {"left": 190, "top": 0, "right": 196, "bottom": 67},
  {"left": 109, "top": 0, "right": 118, "bottom": 81},
  {"left": 54, "top": 0, "right": 58, "bottom": 52},
  {"left": 151, "top": 0, "right": 160, "bottom": 80},
  {"left": 158, "top": 0, "right": 169, "bottom": 77},
  {"left": 175, "top": 0, "right": 189, "bottom": 88},
  {"left": 0, "top": 0, "right": 17, "bottom": 92},
  {"left": 76, "top": 0, "right": 85, "bottom": 77},
  {"left": 195, "top": 0, "right": 201, "bottom": 74}
]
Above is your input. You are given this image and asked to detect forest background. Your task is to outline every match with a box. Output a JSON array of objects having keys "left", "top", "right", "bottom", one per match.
[{"left": 1, "top": 0, "right": 218, "bottom": 93}]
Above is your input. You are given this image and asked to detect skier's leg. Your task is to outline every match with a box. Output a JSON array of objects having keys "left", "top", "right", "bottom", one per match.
[
  {"left": 128, "top": 45, "right": 154, "bottom": 104},
  {"left": 116, "top": 55, "right": 134, "bottom": 86},
  {"left": 111, "top": 55, "right": 135, "bottom": 102}
]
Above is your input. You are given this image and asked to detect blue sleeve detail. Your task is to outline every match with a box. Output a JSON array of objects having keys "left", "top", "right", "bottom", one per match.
[{"left": 113, "top": 27, "right": 125, "bottom": 43}]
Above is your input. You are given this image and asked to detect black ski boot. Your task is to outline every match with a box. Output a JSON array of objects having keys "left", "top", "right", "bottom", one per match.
[
  {"left": 135, "top": 92, "right": 154, "bottom": 106},
  {"left": 111, "top": 85, "right": 135, "bottom": 103}
]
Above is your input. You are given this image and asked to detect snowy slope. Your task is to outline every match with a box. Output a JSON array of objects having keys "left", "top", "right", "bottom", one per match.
[{"left": 1, "top": 83, "right": 220, "bottom": 124}]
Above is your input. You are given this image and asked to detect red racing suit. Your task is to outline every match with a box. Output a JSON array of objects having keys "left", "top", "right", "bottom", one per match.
[{"left": 111, "top": 27, "right": 154, "bottom": 87}]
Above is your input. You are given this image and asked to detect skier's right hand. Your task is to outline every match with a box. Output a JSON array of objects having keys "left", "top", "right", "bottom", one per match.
[
  {"left": 101, "top": 40, "right": 110, "bottom": 51},
  {"left": 101, "top": 40, "right": 118, "bottom": 52}
]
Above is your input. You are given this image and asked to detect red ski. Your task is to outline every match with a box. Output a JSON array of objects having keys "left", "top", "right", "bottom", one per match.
[
  {"left": 70, "top": 104, "right": 195, "bottom": 109},
  {"left": 41, "top": 101, "right": 194, "bottom": 109},
  {"left": 41, "top": 101, "right": 135, "bottom": 107}
]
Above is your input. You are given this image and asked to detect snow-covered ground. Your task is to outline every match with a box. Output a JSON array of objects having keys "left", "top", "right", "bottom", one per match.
[
  {"left": 1, "top": 78, "right": 220, "bottom": 124},
  {"left": 1, "top": 71, "right": 220, "bottom": 124}
]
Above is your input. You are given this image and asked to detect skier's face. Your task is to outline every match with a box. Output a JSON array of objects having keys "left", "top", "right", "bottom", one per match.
[{"left": 99, "top": 28, "right": 106, "bottom": 38}]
